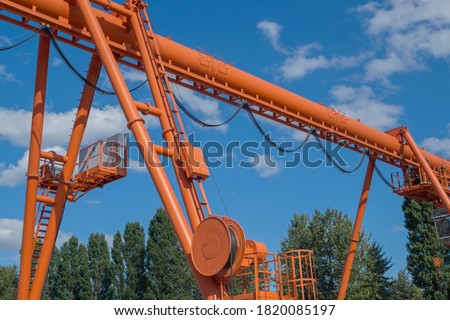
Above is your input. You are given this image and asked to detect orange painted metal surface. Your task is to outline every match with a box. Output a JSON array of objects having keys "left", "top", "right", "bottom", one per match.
[
  {"left": 17, "top": 34, "right": 50, "bottom": 299},
  {"left": 1, "top": 0, "right": 448, "bottom": 301}
]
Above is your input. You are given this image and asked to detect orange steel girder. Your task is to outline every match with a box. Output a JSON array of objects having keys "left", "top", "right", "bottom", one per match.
[
  {"left": 76, "top": 0, "right": 221, "bottom": 299},
  {"left": 1, "top": 0, "right": 449, "bottom": 300}
]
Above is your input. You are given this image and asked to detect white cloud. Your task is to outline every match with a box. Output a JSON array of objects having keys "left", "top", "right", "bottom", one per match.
[
  {"left": 421, "top": 125, "right": 450, "bottom": 158},
  {"left": 104, "top": 234, "right": 114, "bottom": 247},
  {"left": 390, "top": 224, "right": 406, "bottom": 233},
  {"left": 359, "top": 0, "right": 450, "bottom": 81},
  {"left": 0, "top": 35, "right": 12, "bottom": 47},
  {"left": 55, "top": 231, "right": 74, "bottom": 248},
  {"left": 0, "top": 146, "right": 66, "bottom": 187},
  {"left": 85, "top": 199, "right": 102, "bottom": 205},
  {"left": 0, "top": 64, "right": 17, "bottom": 82},
  {"left": 0, "top": 219, "right": 22, "bottom": 252},
  {"left": 175, "top": 86, "right": 228, "bottom": 133},
  {"left": 0, "top": 104, "right": 157, "bottom": 148},
  {"left": 329, "top": 85, "right": 403, "bottom": 130},
  {"left": 257, "top": 20, "right": 288, "bottom": 54},
  {"left": 50, "top": 57, "right": 62, "bottom": 67},
  {"left": 122, "top": 68, "right": 147, "bottom": 82},
  {"left": 254, "top": 154, "right": 281, "bottom": 178},
  {"left": 257, "top": 20, "right": 362, "bottom": 80}
]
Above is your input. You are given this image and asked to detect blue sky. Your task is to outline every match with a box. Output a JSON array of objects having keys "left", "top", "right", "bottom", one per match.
[{"left": 1, "top": 0, "right": 450, "bottom": 279}]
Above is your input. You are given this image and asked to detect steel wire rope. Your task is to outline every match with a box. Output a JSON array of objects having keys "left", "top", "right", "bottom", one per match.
[
  {"left": 367, "top": 154, "right": 394, "bottom": 188},
  {"left": 42, "top": 26, "right": 148, "bottom": 95},
  {"left": 172, "top": 92, "right": 244, "bottom": 128},
  {"left": 313, "top": 134, "right": 367, "bottom": 174},
  {"left": 245, "top": 104, "right": 314, "bottom": 153},
  {"left": 0, "top": 25, "right": 42, "bottom": 51}
]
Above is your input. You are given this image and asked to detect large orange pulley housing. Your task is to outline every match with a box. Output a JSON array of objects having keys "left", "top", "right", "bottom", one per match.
[{"left": 191, "top": 217, "right": 246, "bottom": 277}]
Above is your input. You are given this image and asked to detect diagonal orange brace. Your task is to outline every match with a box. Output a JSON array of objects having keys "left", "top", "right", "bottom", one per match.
[
  {"left": 337, "top": 154, "right": 375, "bottom": 300},
  {"left": 402, "top": 128, "right": 450, "bottom": 213}
]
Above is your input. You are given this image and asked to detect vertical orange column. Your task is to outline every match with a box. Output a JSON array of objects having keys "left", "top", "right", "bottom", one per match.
[
  {"left": 337, "top": 155, "right": 375, "bottom": 300},
  {"left": 29, "top": 54, "right": 103, "bottom": 299},
  {"left": 402, "top": 129, "right": 450, "bottom": 213},
  {"left": 17, "top": 34, "right": 50, "bottom": 300},
  {"left": 76, "top": 0, "right": 221, "bottom": 299}
]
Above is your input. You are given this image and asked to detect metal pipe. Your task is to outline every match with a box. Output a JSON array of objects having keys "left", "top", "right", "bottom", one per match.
[
  {"left": 337, "top": 155, "right": 375, "bottom": 300},
  {"left": 2, "top": 0, "right": 449, "bottom": 174},
  {"left": 29, "top": 53, "right": 103, "bottom": 299},
  {"left": 17, "top": 34, "right": 50, "bottom": 300},
  {"left": 76, "top": 0, "right": 221, "bottom": 299}
]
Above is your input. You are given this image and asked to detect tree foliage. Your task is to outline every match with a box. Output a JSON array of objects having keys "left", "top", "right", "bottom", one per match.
[
  {"left": 390, "top": 269, "right": 423, "bottom": 300},
  {"left": 145, "top": 208, "right": 201, "bottom": 299},
  {"left": 281, "top": 209, "right": 392, "bottom": 299},
  {"left": 403, "top": 198, "right": 450, "bottom": 299},
  {"left": 122, "top": 222, "right": 146, "bottom": 299},
  {"left": 0, "top": 265, "right": 18, "bottom": 300}
]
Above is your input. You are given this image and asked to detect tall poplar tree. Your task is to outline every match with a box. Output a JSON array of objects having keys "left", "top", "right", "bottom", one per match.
[
  {"left": 123, "top": 222, "right": 146, "bottom": 299},
  {"left": 88, "top": 233, "right": 113, "bottom": 299},
  {"left": 145, "top": 208, "right": 201, "bottom": 299},
  {"left": 111, "top": 231, "right": 125, "bottom": 299},
  {"left": 403, "top": 198, "right": 450, "bottom": 299}
]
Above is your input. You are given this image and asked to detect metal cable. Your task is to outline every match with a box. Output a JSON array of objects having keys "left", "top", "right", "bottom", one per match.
[
  {"left": 173, "top": 92, "right": 244, "bottom": 128},
  {"left": 42, "top": 26, "right": 147, "bottom": 95},
  {"left": 0, "top": 26, "right": 42, "bottom": 51},
  {"left": 313, "top": 135, "right": 367, "bottom": 174},
  {"left": 245, "top": 104, "right": 314, "bottom": 153},
  {"left": 367, "top": 155, "right": 393, "bottom": 188}
]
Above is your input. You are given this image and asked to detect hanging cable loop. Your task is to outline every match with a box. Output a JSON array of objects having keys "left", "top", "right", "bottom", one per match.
[
  {"left": 244, "top": 103, "right": 314, "bottom": 153},
  {"left": 41, "top": 25, "right": 147, "bottom": 95},
  {"left": 313, "top": 135, "right": 367, "bottom": 174},
  {"left": 0, "top": 25, "right": 43, "bottom": 51},
  {"left": 171, "top": 83, "right": 244, "bottom": 128}
]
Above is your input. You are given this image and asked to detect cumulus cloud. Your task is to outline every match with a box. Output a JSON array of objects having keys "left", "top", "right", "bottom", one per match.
[
  {"left": 0, "top": 146, "right": 66, "bottom": 187},
  {"left": 254, "top": 154, "right": 281, "bottom": 178},
  {"left": 358, "top": 0, "right": 450, "bottom": 81},
  {"left": 257, "top": 20, "right": 363, "bottom": 80},
  {"left": 0, "top": 104, "right": 158, "bottom": 148},
  {"left": 329, "top": 85, "right": 403, "bottom": 130},
  {"left": 421, "top": 125, "right": 450, "bottom": 158},
  {"left": 0, "top": 64, "right": 17, "bottom": 82},
  {"left": 0, "top": 219, "right": 23, "bottom": 252}
]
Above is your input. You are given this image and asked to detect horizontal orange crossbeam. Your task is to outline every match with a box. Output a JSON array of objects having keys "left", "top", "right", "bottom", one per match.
[{"left": 1, "top": 0, "right": 448, "bottom": 176}]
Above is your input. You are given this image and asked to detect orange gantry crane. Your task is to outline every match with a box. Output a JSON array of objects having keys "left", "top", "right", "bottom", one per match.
[{"left": 0, "top": 0, "right": 449, "bottom": 300}]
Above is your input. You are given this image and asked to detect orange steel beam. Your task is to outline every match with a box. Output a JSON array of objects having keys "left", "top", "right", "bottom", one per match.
[
  {"left": 337, "top": 155, "right": 376, "bottom": 300},
  {"left": 17, "top": 33, "right": 50, "bottom": 299},
  {"left": 402, "top": 129, "right": 450, "bottom": 214},
  {"left": 76, "top": 0, "right": 220, "bottom": 299},
  {"left": 0, "top": 0, "right": 449, "bottom": 177},
  {"left": 0, "top": 0, "right": 450, "bottom": 180},
  {"left": 129, "top": 10, "right": 203, "bottom": 230},
  {"left": 28, "top": 53, "right": 103, "bottom": 299}
]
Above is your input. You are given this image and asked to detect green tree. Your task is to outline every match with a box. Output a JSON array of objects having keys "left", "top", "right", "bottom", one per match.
[
  {"left": 55, "top": 236, "right": 92, "bottom": 299},
  {"left": 123, "top": 222, "right": 146, "bottom": 299},
  {"left": 403, "top": 198, "right": 450, "bottom": 299},
  {"left": 145, "top": 208, "right": 201, "bottom": 299},
  {"left": 281, "top": 209, "right": 392, "bottom": 300},
  {"left": 390, "top": 269, "right": 423, "bottom": 300},
  {"left": 42, "top": 247, "right": 60, "bottom": 300},
  {"left": 88, "top": 233, "right": 113, "bottom": 299},
  {"left": 111, "top": 231, "right": 125, "bottom": 299},
  {"left": 0, "top": 265, "right": 18, "bottom": 299},
  {"left": 78, "top": 243, "right": 93, "bottom": 299}
]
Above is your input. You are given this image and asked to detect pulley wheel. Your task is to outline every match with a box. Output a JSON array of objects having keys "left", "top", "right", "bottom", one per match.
[{"left": 192, "top": 217, "right": 231, "bottom": 276}]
